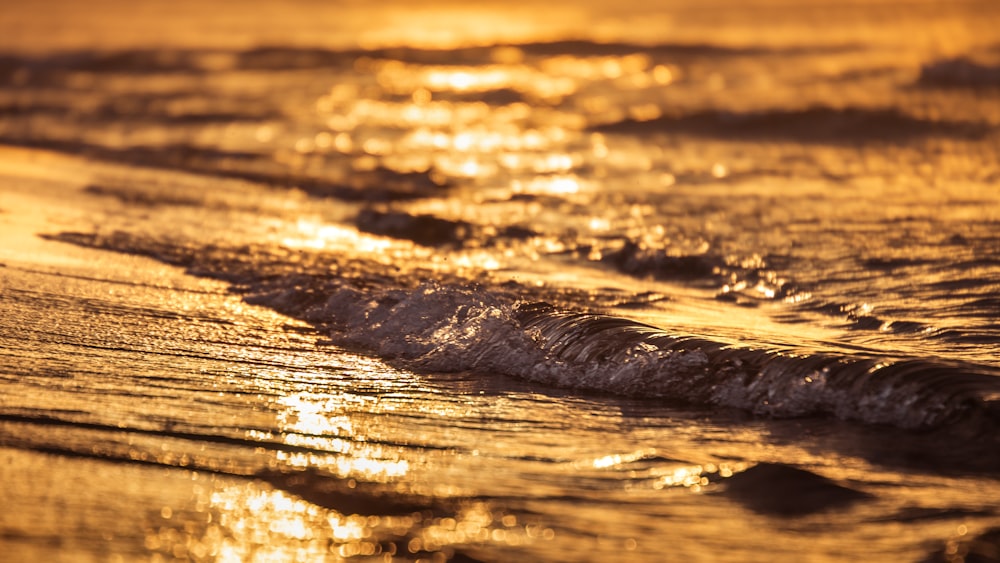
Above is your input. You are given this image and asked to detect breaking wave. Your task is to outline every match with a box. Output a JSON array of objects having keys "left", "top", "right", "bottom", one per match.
[
  {"left": 47, "top": 229, "right": 1000, "bottom": 434},
  {"left": 292, "top": 282, "right": 1000, "bottom": 431}
]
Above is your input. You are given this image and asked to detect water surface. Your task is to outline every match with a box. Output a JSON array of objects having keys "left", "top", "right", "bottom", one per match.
[{"left": 2, "top": 1, "right": 1000, "bottom": 561}]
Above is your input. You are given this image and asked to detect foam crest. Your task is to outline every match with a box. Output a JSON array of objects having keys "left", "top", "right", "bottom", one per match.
[{"left": 306, "top": 283, "right": 1000, "bottom": 430}]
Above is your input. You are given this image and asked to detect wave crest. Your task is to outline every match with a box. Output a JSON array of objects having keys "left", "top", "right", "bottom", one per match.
[{"left": 299, "top": 282, "right": 1000, "bottom": 430}]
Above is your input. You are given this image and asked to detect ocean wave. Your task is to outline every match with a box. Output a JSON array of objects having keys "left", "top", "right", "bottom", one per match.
[
  {"left": 918, "top": 57, "right": 1000, "bottom": 88},
  {"left": 597, "top": 240, "right": 806, "bottom": 306},
  {"left": 0, "top": 39, "right": 857, "bottom": 77},
  {"left": 44, "top": 230, "right": 1000, "bottom": 437},
  {"left": 600, "top": 240, "right": 721, "bottom": 281},
  {"left": 591, "top": 107, "right": 990, "bottom": 143},
  {"left": 502, "top": 39, "right": 857, "bottom": 58},
  {"left": 720, "top": 462, "right": 872, "bottom": 516},
  {"left": 288, "top": 281, "right": 1000, "bottom": 431},
  {"left": 355, "top": 209, "right": 536, "bottom": 248}
]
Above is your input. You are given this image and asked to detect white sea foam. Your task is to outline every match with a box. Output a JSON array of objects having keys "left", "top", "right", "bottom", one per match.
[{"left": 302, "top": 282, "right": 1000, "bottom": 430}]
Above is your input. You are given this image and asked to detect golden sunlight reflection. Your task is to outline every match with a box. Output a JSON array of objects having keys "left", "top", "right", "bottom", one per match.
[
  {"left": 414, "top": 503, "right": 548, "bottom": 552},
  {"left": 269, "top": 392, "right": 409, "bottom": 481},
  {"left": 199, "top": 483, "right": 377, "bottom": 562},
  {"left": 512, "top": 174, "right": 585, "bottom": 195},
  {"left": 281, "top": 219, "right": 402, "bottom": 255},
  {"left": 143, "top": 481, "right": 381, "bottom": 562},
  {"left": 649, "top": 462, "right": 750, "bottom": 493},
  {"left": 589, "top": 448, "right": 658, "bottom": 469},
  {"left": 165, "top": 482, "right": 550, "bottom": 562},
  {"left": 539, "top": 54, "right": 651, "bottom": 81},
  {"left": 309, "top": 48, "right": 677, "bottom": 194},
  {"left": 368, "top": 59, "right": 577, "bottom": 99},
  {"left": 582, "top": 449, "right": 751, "bottom": 494},
  {"left": 403, "top": 124, "right": 552, "bottom": 154}
]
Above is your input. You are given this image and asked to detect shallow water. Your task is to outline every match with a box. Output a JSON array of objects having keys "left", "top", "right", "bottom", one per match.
[{"left": 2, "top": 1, "right": 1000, "bottom": 561}]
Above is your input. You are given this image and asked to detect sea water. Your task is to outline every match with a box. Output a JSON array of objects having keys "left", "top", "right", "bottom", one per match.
[{"left": 1, "top": 1, "right": 999, "bottom": 561}]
